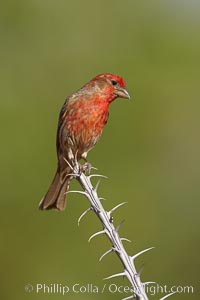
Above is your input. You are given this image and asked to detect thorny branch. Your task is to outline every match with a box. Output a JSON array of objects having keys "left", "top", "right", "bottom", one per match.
[{"left": 67, "top": 161, "right": 175, "bottom": 300}]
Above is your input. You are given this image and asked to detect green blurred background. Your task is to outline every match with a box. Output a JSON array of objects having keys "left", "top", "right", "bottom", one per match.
[{"left": 1, "top": 0, "right": 200, "bottom": 299}]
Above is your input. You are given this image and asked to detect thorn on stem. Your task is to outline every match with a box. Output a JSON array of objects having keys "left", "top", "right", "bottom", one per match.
[
  {"left": 65, "top": 190, "right": 87, "bottom": 196},
  {"left": 99, "top": 248, "right": 113, "bottom": 262},
  {"left": 63, "top": 157, "right": 73, "bottom": 170},
  {"left": 66, "top": 173, "right": 80, "bottom": 178},
  {"left": 109, "top": 202, "right": 128, "bottom": 215},
  {"left": 77, "top": 207, "right": 91, "bottom": 226},
  {"left": 131, "top": 247, "right": 155, "bottom": 261},
  {"left": 94, "top": 179, "right": 101, "bottom": 192},
  {"left": 143, "top": 281, "right": 156, "bottom": 286},
  {"left": 104, "top": 271, "right": 125, "bottom": 280},
  {"left": 121, "top": 295, "right": 134, "bottom": 300},
  {"left": 137, "top": 264, "right": 145, "bottom": 278},
  {"left": 89, "top": 174, "right": 108, "bottom": 180},
  {"left": 115, "top": 219, "right": 125, "bottom": 232},
  {"left": 121, "top": 238, "right": 132, "bottom": 243},
  {"left": 99, "top": 197, "right": 106, "bottom": 201},
  {"left": 88, "top": 230, "right": 105, "bottom": 242}
]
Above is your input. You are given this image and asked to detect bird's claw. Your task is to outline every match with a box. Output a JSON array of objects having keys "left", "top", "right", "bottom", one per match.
[{"left": 80, "top": 162, "right": 93, "bottom": 174}]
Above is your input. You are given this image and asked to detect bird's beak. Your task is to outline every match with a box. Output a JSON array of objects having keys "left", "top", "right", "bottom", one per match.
[{"left": 114, "top": 87, "right": 130, "bottom": 99}]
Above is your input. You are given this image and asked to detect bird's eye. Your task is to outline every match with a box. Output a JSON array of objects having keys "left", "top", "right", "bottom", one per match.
[{"left": 111, "top": 80, "right": 118, "bottom": 86}]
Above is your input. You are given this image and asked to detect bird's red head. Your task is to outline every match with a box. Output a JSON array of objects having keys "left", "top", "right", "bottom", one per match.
[
  {"left": 90, "top": 73, "right": 130, "bottom": 102},
  {"left": 94, "top": 73, "right": 126, "bottom": 88}
]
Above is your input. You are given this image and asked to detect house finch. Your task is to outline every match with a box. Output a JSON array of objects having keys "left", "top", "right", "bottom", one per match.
[{"left": 39, "top": 73, "right": 130, "bottom": 211}]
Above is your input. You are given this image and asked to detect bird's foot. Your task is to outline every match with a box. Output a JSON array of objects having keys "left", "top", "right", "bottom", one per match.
[{"left": 81, "top": 162, "right": 93, "bottom": 174}]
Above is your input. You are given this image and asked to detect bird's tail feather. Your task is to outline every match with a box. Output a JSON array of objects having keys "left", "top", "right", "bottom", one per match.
[{"left": 39, "top": 167, "right": 70, "bottom": 211}]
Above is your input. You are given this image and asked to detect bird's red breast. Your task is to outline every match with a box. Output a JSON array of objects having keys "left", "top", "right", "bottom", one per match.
[{"left": 62, "top": 93, "right": 109, "bottom": 152}]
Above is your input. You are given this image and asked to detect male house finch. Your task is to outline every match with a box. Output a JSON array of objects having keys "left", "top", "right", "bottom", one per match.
[{"left": 39, "top": 73, "right": 130, "bottom": 211}]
